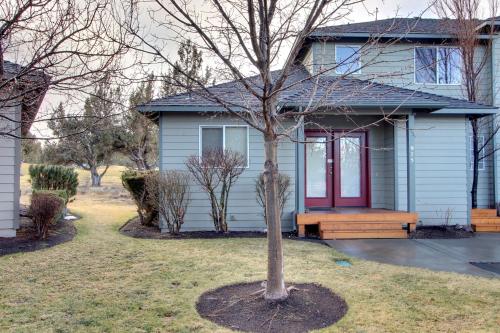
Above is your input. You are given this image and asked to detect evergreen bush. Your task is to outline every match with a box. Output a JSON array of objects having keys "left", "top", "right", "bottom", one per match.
[
  {"left": 29, "top": 164, "right": 78, "bottom": 200},
  {"left": 121, "top": 170, "right": 159, "bottom": 226}
]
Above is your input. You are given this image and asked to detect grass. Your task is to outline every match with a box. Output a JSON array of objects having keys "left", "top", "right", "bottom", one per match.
[{"left": 2, "top": 165, "right": 500, "bottom": 332}]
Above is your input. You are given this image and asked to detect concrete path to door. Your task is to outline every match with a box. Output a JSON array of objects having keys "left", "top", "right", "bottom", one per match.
[{"left": 324, "top": 233, "right": 500, "bottom": 277}]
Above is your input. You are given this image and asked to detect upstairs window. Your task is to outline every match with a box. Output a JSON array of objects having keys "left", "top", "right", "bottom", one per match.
[
  {"left": 415, "top": 47, "right": 462, "bottom": 84},
  {"left": 335, "top": 45, "right": 361, "bottom": 74},
  {"left": 200, "top": 125, "right": 249, "bottom": 167}
]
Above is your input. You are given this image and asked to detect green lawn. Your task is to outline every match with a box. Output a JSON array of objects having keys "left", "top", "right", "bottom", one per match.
[{"left": 2, "top": 166, "right": 500, "bottom": 332}]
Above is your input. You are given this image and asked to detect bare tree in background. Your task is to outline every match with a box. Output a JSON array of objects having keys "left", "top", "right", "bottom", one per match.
[
  {"left": 435, "top": 0, "right": 498, "bottom": 209},
  {"left": 0, "top": 0, "right": 135, "bottom": 138},
  {"left": 128, "top": 0, "right": 425, "bottom": 301}
]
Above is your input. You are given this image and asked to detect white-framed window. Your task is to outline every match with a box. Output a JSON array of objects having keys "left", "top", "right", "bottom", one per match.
[
  {"left": 470, "top": 135, "right": 485, "bottom": 171},
  {"left": 335, "top": 45, "right": 361, "bottom": 74},
  {"left": 199, "top": 125, "right": 249, "bottom": 167},
  {"left": 415, "top": 46, "right": 462, "bottom": 85}
]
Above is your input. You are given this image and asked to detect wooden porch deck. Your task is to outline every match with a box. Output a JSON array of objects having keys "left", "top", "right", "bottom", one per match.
[
  {"left": 296, "top": 208, "right": 419, "bottom": 240},
  {"left": 471, "top": 209, "right": 500, "bottom": 232}
]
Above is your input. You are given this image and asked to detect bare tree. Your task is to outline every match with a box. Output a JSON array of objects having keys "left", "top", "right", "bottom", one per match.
[
  {"left": 186, "top": 149, "right": 245, "bottom": 233},
  {"left": 256, "top": 173, "right": 292, "bottom": 224},
  {"left": 435, "top": 0, "right": 498, "bottom": 208},
  {"left": 127, "top": 0, "right": 428, "bottom": 301},
  {"left": 0, "top": 0, "right": 135, "bottom": 138},
  {"left": 147, "top": 170, "right": 191, "bottom": 234}
]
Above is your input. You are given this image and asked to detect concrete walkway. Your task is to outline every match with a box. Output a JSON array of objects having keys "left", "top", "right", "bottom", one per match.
[{"left": 324, "top": 233, "right": 500, "bottom": 277}]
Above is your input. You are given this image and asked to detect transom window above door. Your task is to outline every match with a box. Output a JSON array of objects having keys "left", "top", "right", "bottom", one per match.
[
  {"left": 200, "top": 125, "right": 249, "bottom": 167},
  {"left": 335, "top": 45, "right": 361, "bottom": 74},
  {"left": 415, "top": 47, "right": 462, "bottom": 85}
]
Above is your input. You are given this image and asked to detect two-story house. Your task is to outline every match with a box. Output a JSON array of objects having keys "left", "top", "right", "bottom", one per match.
[{"left": 140, "top": 17, "right": 500, "bottom": 239}]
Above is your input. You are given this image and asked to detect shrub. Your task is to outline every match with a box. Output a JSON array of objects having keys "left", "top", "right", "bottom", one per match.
[
  {"left": 255, "top": 172, "right": 292, "bottom": 224},
  {"left": 30, "top": 192, "right": 65, "bottom": 239},
  {"left": 121, "top": 170, "right": 159, "bottom": 226},
  {"left": 186, "top": 148, "right": 245, "bottom": 233},
  {"left": 146, "top": 170, "right": 191, "bottom": 234},
  {"left": 29, "top": 164, "right": 78, "bottom": 199}
]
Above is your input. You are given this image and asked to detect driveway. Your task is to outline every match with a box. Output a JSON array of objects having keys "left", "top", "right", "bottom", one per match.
[{"left": 324, "top": 233, "right": 500, "bottom": 277}]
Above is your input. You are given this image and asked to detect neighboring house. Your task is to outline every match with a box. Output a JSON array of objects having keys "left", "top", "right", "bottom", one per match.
[
  {"left": 0, "top": 61, "right": 48, "bottom": 237},
  {"left": 140, "top": 18, "right": 500, "bottom": 239}
]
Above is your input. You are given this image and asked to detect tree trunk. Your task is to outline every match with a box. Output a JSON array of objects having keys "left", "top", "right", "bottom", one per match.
[
  {"left": 263, "top": 135, "right": 288, "bottom": 301},
  {"left": 471, "top": 118, "right": 479, "bottom": 209},
  {"left": 90, "top": 166, "right": 102, "bottom": 187}
]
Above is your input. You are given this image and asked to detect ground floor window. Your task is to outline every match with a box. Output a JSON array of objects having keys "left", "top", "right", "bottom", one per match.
[{"left": 200, "top": 125, "right": 249, "bottom": 166}]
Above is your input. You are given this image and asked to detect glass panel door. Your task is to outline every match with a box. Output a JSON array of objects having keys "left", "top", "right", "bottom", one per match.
[
  {"left": 306, "top": 137, "right": 327, "bottom": 197},
  {"left": 340, "top": 137, "right": 361, "bottom": 197},
  {"left": 334, "top": 132, "right": 368, "bottom": 207},
  {"left": 305, "top": 133, "right": 332, "bottom": 207}
]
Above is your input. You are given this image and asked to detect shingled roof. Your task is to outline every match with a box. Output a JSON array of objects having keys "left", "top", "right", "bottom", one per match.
[
  {"left": 1, "top": 60, "right": 50, "bottom": 135},
  {"left": 312, "top": 18, "right": 462, "bottom": 36},
  {"left": 141, "top": 66, "right": 494, "bottom": 113}
]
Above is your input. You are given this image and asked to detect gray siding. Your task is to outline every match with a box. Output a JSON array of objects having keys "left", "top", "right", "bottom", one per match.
[
  {"left": 0, "top": 104, "right": 21, "bottom": 237},
  {"left": 466, "top": 120, "right": 494, "bottom": 208},
  {"left": 396, "top": 115, "right": 468, "bottom": 225},
  {"left": 307, "top": 42, "right": 492, "bottom": 104},
  {"left": 160, "top": 113, "right": 296, "bottom": 232}
]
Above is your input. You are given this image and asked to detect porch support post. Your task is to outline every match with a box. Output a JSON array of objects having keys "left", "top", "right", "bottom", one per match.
[
  {"left": 406, "top": 113, "right": 416, "bottom": 212},
  {"left": 296, "top": 119, "right": 305, "bottom": 214}
]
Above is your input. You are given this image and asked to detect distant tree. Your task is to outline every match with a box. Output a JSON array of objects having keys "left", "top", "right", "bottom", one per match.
[
  {"left": 21, "top": 132, "right": 43, "bottom": 163},
  {"left": 162, "top": 39, "right": 213, "bottom": 97},
  {"left": 47, "top": 79, "right": 121, "bottom": 186},
  {"left": 116, "top": 73, "right": 158, "bottom": 170}
]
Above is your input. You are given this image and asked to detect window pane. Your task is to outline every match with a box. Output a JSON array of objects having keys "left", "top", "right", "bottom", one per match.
[
  {"left": 336, "top": 46, "right": 360, "bottom": 74},
  {"left": 306, "top": 137, "right": 327, "bottom": 197},
  {"left": 415, "top": 48, "right": 437, "bottom": 83},
  {"left": 438, "top": 48, "right": 461, "bottom": 84},
  {"left": 201, "top": 127, "right": 223, "bottom": 155},
  {"left": 225, "top": 127, "right": 248, "bottom": 164},
  {"left": 340, "top": 137, "right": 361, "bottom": 197}
]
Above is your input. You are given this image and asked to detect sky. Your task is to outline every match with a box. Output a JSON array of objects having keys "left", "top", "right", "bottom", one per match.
[{"left": 28, "top": 0, "right": 489, "bottom": 138}]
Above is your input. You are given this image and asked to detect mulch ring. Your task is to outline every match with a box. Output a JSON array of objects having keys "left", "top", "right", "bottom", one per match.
[
  {"left": 196, "top": 281, "right": 348, "bottom": 333},
  {"left": 409, "top": 225, "right": 474, "bottom": 239},
  {"left": 0, "top": 208, "right": 77, "bottom": 256},
  {"left": 119, "top": 216, "right": 323, "bottom": 244}
]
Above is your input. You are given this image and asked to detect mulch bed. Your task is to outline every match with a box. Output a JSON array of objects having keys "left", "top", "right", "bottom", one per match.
[
  {"left": 120, "top": 216, "right": 321, "bottom": 243},
  {"left": 409, "top": 225, "right": 474, "bottom": 239},
  {"left": 0, "top": 207, "right": 77, "bottom": 256},
  {"left": 196, "top": 281, "right": 348, "bottom": 333}
]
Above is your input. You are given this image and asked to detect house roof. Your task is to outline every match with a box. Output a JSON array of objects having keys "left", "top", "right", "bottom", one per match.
[
  {"left": 140, "top": 66, "right": 495, "bottom": 114},
  {"left": 1, "top": 60, "right": 50, "bottom": 136},
  {"left": 313, "top": 18, "right": 461, "bottom": 36}
]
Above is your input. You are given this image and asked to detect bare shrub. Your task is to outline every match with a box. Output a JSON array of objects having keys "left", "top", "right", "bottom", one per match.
[
  {"left": 186, "top": 149, "right": 245, "bottom": 232},
  {"left": 256, "top": 173, "right": 292, "bottom": 224},
  {"left": 147, "top": 171, "right": 191, "bottom": 234},
  {"left": 30, "top": 192, "right": 65, "bottom": 239}
]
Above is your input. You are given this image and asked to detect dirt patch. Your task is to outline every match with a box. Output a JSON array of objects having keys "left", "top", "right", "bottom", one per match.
[
  {"left": 409, "top": 225, "right": 474, "bottom": 239},
  {"left": 0, "top": 209, "right": 76, "bottom": 256},
  {"left": 196, "top": 281, "right": 348, "bottom": 333},
  {"left": 119, "top": 216, "right": 312, "bottom": 241}
]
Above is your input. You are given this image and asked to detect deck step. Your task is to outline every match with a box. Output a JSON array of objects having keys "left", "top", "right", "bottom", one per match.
[
  {"left": 471, "top": 218, "right": 500, "bottom": 224},
  {"left": 471, "top": 209, "right": 497, "bottom": 217},
  {"left": 472, "top": 225, "right": 500, "bottom": 232},
  {"left": 298, "top": 213, "right": 418, "bottom": 224},
  {"left": 319, "top": 222, "right": 405, "bottom": 231},
  {"left": 320, "top": 230, "right": 407, "bottom": 239}
]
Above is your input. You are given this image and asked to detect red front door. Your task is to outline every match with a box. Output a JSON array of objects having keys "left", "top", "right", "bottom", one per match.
[{"left": 305, "top": 130, "right": 369, "bottom": 208}]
